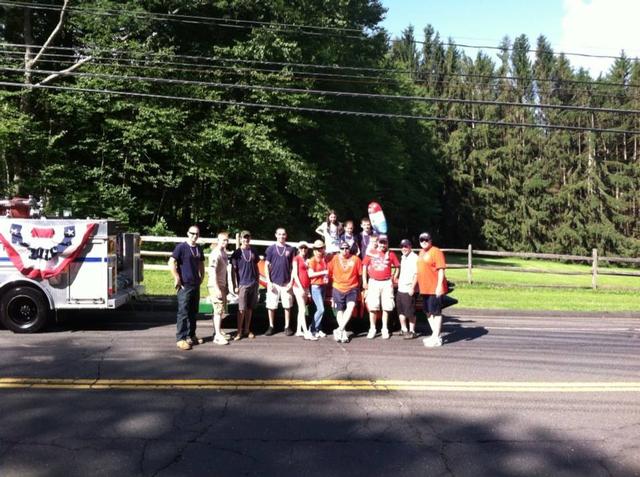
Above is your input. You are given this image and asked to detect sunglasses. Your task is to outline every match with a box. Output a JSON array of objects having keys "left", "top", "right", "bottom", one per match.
[
  {"left": 420, "top": 239, "right": 431, "bottom": 243},
  {"left": 340, "top": 247, "right": 350, "bottom": 251},
  {"left": 188, "top": 231, "right": 199, "bottom": 236}
]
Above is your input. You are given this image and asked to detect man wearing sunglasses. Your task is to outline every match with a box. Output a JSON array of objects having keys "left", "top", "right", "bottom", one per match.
[
  {"left": 169, "top": 226, "right": 205, "bottom": 351},
  {"left": 327, "top": 240, "right": 362, "bottom": 343},
  {"left": 416, "top": 232, "right": 448, "bottom": 347}
]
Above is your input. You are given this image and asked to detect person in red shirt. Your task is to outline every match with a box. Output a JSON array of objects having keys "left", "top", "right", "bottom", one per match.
[
  {"left": 416, "top": 232, "right": 448, "bottom": 347},
  {"left": 362, "top": 235, "right": 399, "bottom": 339},
  {"left": 327, "top": 241, "right": 362, "bottom": 343},
  {"left": 292, "top": 241, "right": 317, "bottom": 341}
]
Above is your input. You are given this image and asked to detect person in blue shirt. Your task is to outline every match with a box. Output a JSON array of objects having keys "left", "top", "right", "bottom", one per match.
[{"left": 169, "top": 225, "right": 205, "bottom": 351}]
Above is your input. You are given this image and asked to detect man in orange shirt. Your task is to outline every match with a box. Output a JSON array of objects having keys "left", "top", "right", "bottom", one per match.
[
  {"left": 416, "top": 232, "right": 447, "bottom": 347},
  {"left": 327, "top": 241, "right": 362, "bottom": 343}
]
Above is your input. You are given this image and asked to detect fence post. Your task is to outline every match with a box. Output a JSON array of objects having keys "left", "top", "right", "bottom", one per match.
[
  {"left": 591, "top": 248, "right": 598, "bottom": 290},
  {"left": 235, "top": 232, "right": 240, "bottom": 250},
  {"left": 467, "top": 244, "right": 473, "bottom": 284}
]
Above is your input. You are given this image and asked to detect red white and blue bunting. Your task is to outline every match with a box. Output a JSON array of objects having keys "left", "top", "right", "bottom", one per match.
[{"left": 0, "top": 222, "right": 98, "bottom": 279}]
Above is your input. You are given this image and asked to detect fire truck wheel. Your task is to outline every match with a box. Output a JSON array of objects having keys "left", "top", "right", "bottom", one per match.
[{"left": 0, "top": 286, "right": 50, "bottom": 333}]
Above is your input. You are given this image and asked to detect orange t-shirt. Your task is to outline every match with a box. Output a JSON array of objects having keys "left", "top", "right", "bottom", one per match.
[
  {"left": 308, "top": 256, "right": 329, "bottom": 286},
  {"left": 417, "top": 246, "right": 447, "bottom": 295},
  {"left": 328, "top": 255, "right": 362, "bottom": 292}
]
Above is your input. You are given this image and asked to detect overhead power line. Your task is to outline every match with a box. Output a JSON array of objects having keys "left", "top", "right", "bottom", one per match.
[
  {"left": 1, "top": 80, "right": 638, "bottom": 135},
  {"left": 5, "top": 42, "right": 640, "bottom": 90},
  {"left": 3, "top": 0, "right": 638, "bottom": 62},
  {"left": 3, "top": 65, "right": 640, "bottom": 115}
]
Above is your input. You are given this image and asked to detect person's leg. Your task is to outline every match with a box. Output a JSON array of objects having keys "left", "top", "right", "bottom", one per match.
[
  {"left": 265, "top": 285, "right": 278, "bottom": 335},
  {"left": 188, "top": 286, "right": 199, "bottom": 339},
  {"left": 310, "top": 285, "right": 325, "bottom": 334},
  {"left": 235, "top": 310, "right": 245, "bottom": 340},
  {"left": 294, "top": 289, "right": 306, "bottom": 336},
  {"left": 175, "top": 287, "right": 190, "bottom": 344},
  {"left": 381, "top": 310, "right": 390, "bottom": 339},
  {"left": 282, "top": 287, "right": 293, "bottom": 334}
]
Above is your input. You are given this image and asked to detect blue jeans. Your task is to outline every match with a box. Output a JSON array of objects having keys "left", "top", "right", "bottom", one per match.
[
  {"left": 310, "top": 285, "right": 325, "bottom": 333},
  {"left": 176, "top": 284, "right": 200, "bottom": 341}
]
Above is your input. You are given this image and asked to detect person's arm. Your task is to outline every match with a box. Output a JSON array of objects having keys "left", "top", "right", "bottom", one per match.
[
  {"left": 362, "top": 264, "right": 369, "bottom": 289},
  {"left": 409, "top": 257, "right": 418, "bottom": 296},
  {"left": 307, "top": 259, "right": 328, "bottom": 278},
  {"left": 230, "top": 253, "right": 239, "bottom": 293},
  {"left": 314, "top": 222, "right": 325, "bottom": 237},
  {"left": 168, "top": 256, "right": 182, "bottom": 289},
  {"left": 435, "top": 268, "right": 445, "bottom": 297},
  {"left": 209, "top": 252, "right": 223, "bottom": 298},
  {"left": 392, "top": 253, "right": 400, "bottom": 282},
  {"left": 291, "top": 257, "right": 302, "bottom": 289}
]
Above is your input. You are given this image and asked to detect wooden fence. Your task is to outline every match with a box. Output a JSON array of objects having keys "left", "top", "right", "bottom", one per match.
[{"left": 140, "top": 235, "right": 640, "bottom": 290}]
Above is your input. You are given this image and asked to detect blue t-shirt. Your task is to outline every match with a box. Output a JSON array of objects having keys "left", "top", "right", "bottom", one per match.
[
  {"left": 265, "top": 243, "right": 295, "bottom": 286},
  {"left": 171, "top": 242, "right": 204, "bottom": 286},
  {"left": 230, "top": 246, "right": 259, "bottom": 286}
]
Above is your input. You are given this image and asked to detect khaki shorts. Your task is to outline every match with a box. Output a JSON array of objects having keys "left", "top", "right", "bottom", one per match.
[
  {"left": 266, "top": 283, "right": 293, "bottom": 310},
  {"left": 208, "top": 287, "right": 228, "bottom": 316},
  {"left": 365, "top": 279, "right": 395, "bottom": 312}
]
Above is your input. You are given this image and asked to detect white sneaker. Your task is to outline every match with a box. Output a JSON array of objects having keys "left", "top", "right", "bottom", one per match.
[
  {"left": 316, "top": 331, "right": 327, "bottom": 338},
  {"left": 333, "top": 328, "right": 341, "bottom": 341},
  {"left": 213, "top": 334, "right": 229, "bottom": 346},
  {"left": 366, "top": 328, "right": 376, "bottom": 339},
  {"left": 423, "top": 336, "right": 442, "bottom": 348},
  {"left": 304, "top": 331, "right": 318, "bottom": 341},
  {"left": 381, "top": 328, "right": 390, "bottom": 339},
  {"left": 295, "top": 330, "right": 305, "bottom": 337},
  {"left": 340, "top": 330, "right": 349, "bottom": 343},
  {"left": 220, "top": 331, "right": 231, "bottom": 340}
]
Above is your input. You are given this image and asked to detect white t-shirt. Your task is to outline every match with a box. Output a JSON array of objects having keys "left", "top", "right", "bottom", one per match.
[{"left": 398, "top": 251, "right": 418, "bottom": 294}]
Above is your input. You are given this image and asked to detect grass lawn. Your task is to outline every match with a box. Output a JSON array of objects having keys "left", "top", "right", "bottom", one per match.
[{"left": 142, "top": 263, "right": 640, "bottom": 312}]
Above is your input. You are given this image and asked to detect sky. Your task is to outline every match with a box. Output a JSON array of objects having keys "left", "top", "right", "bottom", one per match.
[{"left": 380, "top": 0, "right": 640, "bottom": 77}]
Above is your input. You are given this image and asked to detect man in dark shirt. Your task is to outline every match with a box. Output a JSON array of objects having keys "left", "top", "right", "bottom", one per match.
[
  {"left": 169, "top": 225, "right": 205, "bottom": 350},
  {"left": 264, "top": 227, "right": 295, "bottom": 336},
  {"left": 230, "top": 230, "right": 260, "bottom": 340}
]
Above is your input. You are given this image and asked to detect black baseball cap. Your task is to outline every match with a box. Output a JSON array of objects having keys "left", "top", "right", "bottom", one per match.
[{"left": 400, "top": 239, "right": 412, "bottom": 248}]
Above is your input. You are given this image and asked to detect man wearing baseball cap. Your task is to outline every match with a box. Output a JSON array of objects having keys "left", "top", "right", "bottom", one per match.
[
  {"left": 397, "top": 239, "right": 419, "bottom": 339},
  {"left": 362, "top": 234, "right": 399, "bottom": 339},
  {"left": 230, "top": 230, "right": 259, "bottom": 340},
  {"left": 416, "top": 232, "right": 448, "bottom": 347}
]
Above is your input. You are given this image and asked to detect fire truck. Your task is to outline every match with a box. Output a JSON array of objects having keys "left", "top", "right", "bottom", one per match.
[{"left": 0, "top": 197, "right": 144, "bottom": 333}]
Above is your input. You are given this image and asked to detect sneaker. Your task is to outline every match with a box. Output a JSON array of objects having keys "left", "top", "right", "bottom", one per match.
[
  {"left": 247, "top": 332, "right": 255, "bottom": 339},
  {"left": 265, "top": 326, "right": 275, "bottom": 336},
  {"left": 423, "top": 336, "right": 443, "bottom": 348},
  {"left": 295, "top": 330, "right": 305, "bottom": 337},
  {"left": 316, "top": 330, "right": 327, "bottom": 338},
  {"left": 333, "top": 328, "right": 341, "bottom": 341},
  {"left": 176, "top": 339, "right": 192, "bottom": 351},
  {"left": 284, "top": 327, "right": 294, "bottom": 336},
  {"left": 340, "top": 330, "right": 350, "bottom": 343},
  {"left": 404, "top": 331, "right": 418, "bottom": 340},
  {"left": 381, "top": 328, "right": 390, "bottom": 340},
  {"left": 399, "top": 329, "right": 407, "bottom": 337},
  {"left": 233, "top": 333, "right": 242, "bottom": 341},
  {"left": 186, "top": 336, "right": 204, "bottom": 346},
  {"left": 220, "top": 331, "right": 232, "bottom": 340},
  {"left": 213, "top": 334, "right": 229, "bottom": 346},
  {"left": 304, "top": 331, "right": 318, "bottom": 341},
  {"left": 366, "top": 328, "right": 376, "bottom": 339}
]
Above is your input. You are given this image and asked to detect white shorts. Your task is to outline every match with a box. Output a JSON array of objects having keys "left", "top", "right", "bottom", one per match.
[
  {"left": 266, "top": 283, "right": 293, "bottom": 310},
  {"left": 365, "top": 279, "right": 395, "bottom": 312}
]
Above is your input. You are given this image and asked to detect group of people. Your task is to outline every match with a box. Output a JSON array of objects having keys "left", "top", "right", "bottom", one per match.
[{"left": 168, "top": 214, "right": 448, "bottom": 351}]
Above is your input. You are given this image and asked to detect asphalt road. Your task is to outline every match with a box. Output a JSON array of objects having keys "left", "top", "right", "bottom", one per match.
[{"left": 1, "top": 308, "right": 639, "bottom": 476}]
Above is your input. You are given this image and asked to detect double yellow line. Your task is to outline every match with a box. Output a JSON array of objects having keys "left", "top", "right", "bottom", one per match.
[{"left": 1, "top": 378, "right": 640, "bottom": 392}]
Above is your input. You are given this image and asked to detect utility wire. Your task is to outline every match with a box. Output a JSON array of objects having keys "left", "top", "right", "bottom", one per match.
[
  {"left": 2, "top": 65, "right": 639, "bottom": 115},
  {"left": 5, "top": 42, "right": 640, "bottom": 90},
  {"left": 3, "top": 1, "right": 639, "bottom": 61},
  {"left": 1, "top": 80, "right": 638, "bottom": 135}
]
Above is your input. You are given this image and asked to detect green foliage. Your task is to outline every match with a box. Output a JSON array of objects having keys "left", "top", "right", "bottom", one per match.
[{"left": 1, "top": 3, "right": 639, "bottom": 258}]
